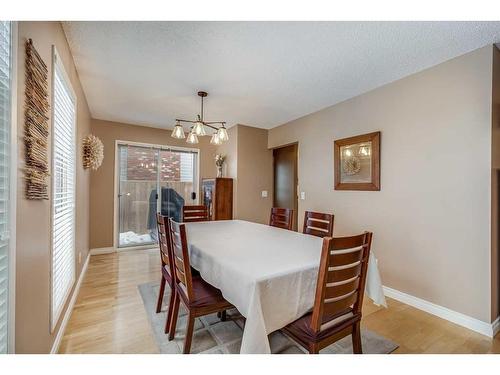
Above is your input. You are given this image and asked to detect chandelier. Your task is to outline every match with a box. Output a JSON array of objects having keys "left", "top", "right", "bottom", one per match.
[{"left": 171, "top": 91, "right": 229, "bottom": 145}]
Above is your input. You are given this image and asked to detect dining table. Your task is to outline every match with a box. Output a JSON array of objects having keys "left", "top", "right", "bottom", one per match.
[{"left": 185, "top": 219, "right": 386, "bottom": 354}]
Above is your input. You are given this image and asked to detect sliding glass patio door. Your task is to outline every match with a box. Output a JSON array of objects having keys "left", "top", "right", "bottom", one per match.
[
  {"left": 157, "top": 149, "right": 198, "bottom": 223},
  {"left": 117, "top": 143, "right": 199, "bottom": 248}
]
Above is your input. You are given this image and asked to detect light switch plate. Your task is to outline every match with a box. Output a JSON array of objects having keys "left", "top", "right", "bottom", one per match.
[
  {"left": 300, "top": 192, "right": 306, "bottom": 200},
  {"left": 261, "top": 190, "right": 268, "bottom": 198}
]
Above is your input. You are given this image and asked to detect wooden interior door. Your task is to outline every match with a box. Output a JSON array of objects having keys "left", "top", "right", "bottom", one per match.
[{"left": 273, "top": 144, "right": 298, "bottom": 231}]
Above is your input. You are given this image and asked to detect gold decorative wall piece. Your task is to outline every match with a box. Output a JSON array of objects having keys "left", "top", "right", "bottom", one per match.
[
  {"left": 334, "top": 131, "right": 381, "bottom": 191},
  {"left": 82, "top": 134, "right": 104, "bottom": 170},
  {"left": 24, "top": 39, "right": 50, "bottom": 200}
]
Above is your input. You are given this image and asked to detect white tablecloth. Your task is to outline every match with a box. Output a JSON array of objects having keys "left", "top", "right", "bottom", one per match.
[{"left": 185, "top": 220, "right": 386, "bottom": 354}]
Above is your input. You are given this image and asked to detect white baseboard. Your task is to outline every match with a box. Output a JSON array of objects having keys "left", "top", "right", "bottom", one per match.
[
  {"left": 90, "top": 245, "right": 158, "bottom": 255},
  {"left": 50, "top": 254, "right": 90, "bottom": 354},
  {"left": 89, "top": 247, "right": 115, "bottom": 255},
  {"left": 493, "top": 316, "right": 500, "bottom": 337},
  {"left": 116, "top": 244, "right": 159, "bottom": 252},
  {"left": 383, "top": 286, "right": 496, "bottom": 338}
]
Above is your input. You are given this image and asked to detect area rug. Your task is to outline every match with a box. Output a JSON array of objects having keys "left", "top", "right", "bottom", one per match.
[{"left": 138, "top": 281, "right": 398, "bottom": 354}]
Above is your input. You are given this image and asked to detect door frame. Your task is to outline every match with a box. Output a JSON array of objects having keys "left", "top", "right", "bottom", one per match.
[
  {"left": 272, "top": 142, "right": 299, "bottom": 231},
  {"left": 113, "top": 140, "right": 200, "bottom": 250}
]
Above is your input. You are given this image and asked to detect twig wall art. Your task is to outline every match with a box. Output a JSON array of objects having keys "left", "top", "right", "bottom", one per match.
[
  {"left": 82, "top": 134, "right": 104, "bottom": 170},
  {"left": 25, "top": 38, "right": 50, "bottom": 200}
]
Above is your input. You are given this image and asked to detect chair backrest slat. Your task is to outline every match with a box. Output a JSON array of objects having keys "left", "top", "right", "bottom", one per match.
[
  {"left": 310, "top": 232, "right": 372, "bottom": 333},
  {"left": 174, "top": 259, "right": 187, "bottom": 286},
  {"left": 326, "top": 263, "right": 362, "bottom": 283},
  {"left": 303, "top": 211, "right": 334, "bottom": 238},
  {"left": 328, "top": 246, "right": 363, "bottom": 266},
  {"left": 269, "top": 207, "right": 294, "bottom": 230},
  {"left": 156, "top": 213, "right": 172, "bottom": 270},
  {"left": 322, "top": 291, "right": 359, "bottom": 316},
  {"left": 183, "top": 205, "right": 210, "bottom": 222},
  {"left": 173, "top": 254, "right": 185, "bottom": 272},
  {"left": 324, "top": 277, "right": 360, "bottom": 299},
  {"left": 168, "top": 218, "right": 195, "bottom": 300},
  {"left": 171, "top": 230, "right": 182, "bottom": 248}
]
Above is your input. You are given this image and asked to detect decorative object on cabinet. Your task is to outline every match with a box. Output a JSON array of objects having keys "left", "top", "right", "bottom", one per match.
[
  {"left": 82, "top": 134, "right": 104, "bottom": 170},
  {"left": 334, "top": 131, "right": 380, "bottom": 191},
  {"left": 215, "top": 154, "right": 225, "bottom": 178},
  {"left": 202, "top": 178, "right": 233, "bottom": 220},
  {"left": 24, "top": 38, "right": 50, "bottom": 200}
]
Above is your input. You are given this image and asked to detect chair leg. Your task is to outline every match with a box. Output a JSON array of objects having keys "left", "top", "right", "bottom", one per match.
[
  {"left": 309, "top": 343, "right": 319, "bottom": 354},
  {"left": 183, "top": 313, "right": 195, "bottom": 354},
  {"left": 352, "top": 321, "right": 362, "bottom": 354},
  {"left": 217, "top": 310, "right": 227, "bottom": 321},
  {"left": 168, "top": 290, "right": 180, "bottom": 341},
  {"left": 164, "top": 285, "right": 175, "bottom": 334},
  {"left": 156, "top": 277, "right": 166, "bottom": 313}
]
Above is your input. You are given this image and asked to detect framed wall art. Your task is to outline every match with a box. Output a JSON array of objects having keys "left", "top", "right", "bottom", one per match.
[
  {"left": 334, "top": 131, "right": 380, "bottom": 191},
  {"left": 25, "top": 38, "right": 50, "bottom": 200}
]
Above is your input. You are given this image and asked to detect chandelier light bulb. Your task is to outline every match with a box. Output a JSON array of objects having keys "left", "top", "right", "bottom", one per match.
[
  {"left": 186, "top": 131, "right": 199, "bottom": 144},
  {"left": 217, "top": 125, "right": 229, "bottom": 142},
  {"left": 171, "top": 121, "right": 185, "bottom": 139},
  {"left": 193, "top": 120, "right": 206, "bottom": 136},
  {"left": 210, "top": 132, "right": 222, "bottom": 145}
]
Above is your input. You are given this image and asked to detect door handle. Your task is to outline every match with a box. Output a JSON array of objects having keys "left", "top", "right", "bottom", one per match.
[{"left": 118, "top": 192, "right": 131, "bottom": 198}]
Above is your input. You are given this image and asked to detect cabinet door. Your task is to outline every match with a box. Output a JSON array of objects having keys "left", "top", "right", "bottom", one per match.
[
  {"left": 202, "top": 180, "right": 215, "bottom": 219},
  {"left": 215, "top": 179, "right": 233, "bottom": 220}
]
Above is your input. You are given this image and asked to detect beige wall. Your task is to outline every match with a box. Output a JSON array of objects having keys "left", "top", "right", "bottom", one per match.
[
  {"left": 269, "top": 46, "right": 495, "bottom": 322},
  {"left": 235, "top": 125, "right": 273, "bottom": 224},
  {"left": 217, "top": 126, "right": 238, "bottom": 180},
  {"left": 492, "top": 45, "right": 500, "bottom": 321},
  {"left": 216, "top": 125, "right": 273, "bottom": 224},
  {"left": 15, "top": 22, "right": 91, "bottom": 353},
  {"left": 89, "top": 119, "right": 217, "bottom": 249}
]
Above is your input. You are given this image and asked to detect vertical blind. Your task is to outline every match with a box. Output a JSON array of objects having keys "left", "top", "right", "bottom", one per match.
[
  {"left": 0, "top": 20, "right": 12, "bottom": 354},
  {"left": 51, "top": 52, "right": 76, "bottom": 329}
]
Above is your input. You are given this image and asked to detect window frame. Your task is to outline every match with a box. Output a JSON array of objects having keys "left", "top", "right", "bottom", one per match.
[
  {"left": 49, "top": 46, "right": 77, "bottom": 332},
  {"left": 0, "top": 20, "right": 18, "bottom": 355},
  {"left": 8, "top": 21, "right": 18, "bottom": 355}
]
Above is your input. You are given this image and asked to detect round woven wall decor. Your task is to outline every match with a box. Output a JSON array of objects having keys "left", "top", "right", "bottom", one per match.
[{"left": 82, "top": 134, "right": 104, "bottom": 170}]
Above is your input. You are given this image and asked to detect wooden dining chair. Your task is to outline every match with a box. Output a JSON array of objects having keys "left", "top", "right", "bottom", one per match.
[
  {"left": 167, "top": 218, "right": 234, "bottom": 354},
  {"left": 182, "top": 205, "right": 210, "bottom": 222},
  {"left": 282, "top": 232, "right": 373, "bottom": 354},
  {"left": 302, "top": 211, "right": 334, "bottom": 238},
  {"left": 155, "top": 213, "right": 176, "bottom": 335},
  {"left": 269, "top": 207, "right": 294, "bottom": 230}
]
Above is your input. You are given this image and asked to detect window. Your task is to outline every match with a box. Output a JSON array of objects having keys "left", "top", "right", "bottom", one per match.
[
  {"left": 51, "top": 49, "right": 76, "bottom": 330},
  {"left": 0, "top": 20, "right": 12, "bottom": 354}
]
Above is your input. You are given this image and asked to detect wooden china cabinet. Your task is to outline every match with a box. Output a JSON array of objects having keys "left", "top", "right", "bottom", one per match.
[{"left": 202, "top": 178, "right": 233, "bottom": 220}]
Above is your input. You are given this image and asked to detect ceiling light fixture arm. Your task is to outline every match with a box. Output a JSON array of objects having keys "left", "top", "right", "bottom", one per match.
[{"left": 175, "top": 119, "right": 226, "bottom": 131}]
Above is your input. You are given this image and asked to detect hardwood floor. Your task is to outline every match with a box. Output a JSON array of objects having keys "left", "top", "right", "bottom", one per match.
[
  {"left": 59, "top": 249, "right": 160, "bottom": 353},
  {"left": 59, "top": 249, "right": 500, "bottom": 354}
]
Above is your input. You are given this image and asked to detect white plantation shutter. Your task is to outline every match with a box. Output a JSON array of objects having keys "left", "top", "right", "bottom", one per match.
[
  {"left": 51, "top": 51, "right": 76, "bottom": 329},
  {"left": 0, "top": 21, "right": 12, "bottom": 354}
]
